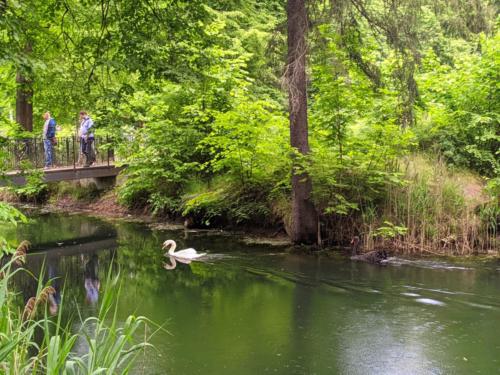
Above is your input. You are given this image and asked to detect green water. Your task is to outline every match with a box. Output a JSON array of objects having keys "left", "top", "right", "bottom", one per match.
[{"left": 7, "top": 213, "right": 500, "bottom": 374}]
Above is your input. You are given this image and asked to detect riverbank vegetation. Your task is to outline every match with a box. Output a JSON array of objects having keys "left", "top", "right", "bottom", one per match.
[{"left": 0, "top": 0, "right": 498, "bottom": 254}]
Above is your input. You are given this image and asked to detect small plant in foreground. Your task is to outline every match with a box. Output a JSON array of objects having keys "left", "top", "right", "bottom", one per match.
[{"left": 0, "top": 258, "right": 160, "bottom": 374}]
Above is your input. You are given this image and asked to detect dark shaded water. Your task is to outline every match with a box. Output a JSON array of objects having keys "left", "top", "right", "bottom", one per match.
[{"left": 5, "top": 213, "right": 500, "bottom": 374}]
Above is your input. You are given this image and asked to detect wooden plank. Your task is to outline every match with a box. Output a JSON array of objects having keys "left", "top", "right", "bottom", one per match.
[{"left": 0, "top": 165, "right": 123, "bottom": 186}]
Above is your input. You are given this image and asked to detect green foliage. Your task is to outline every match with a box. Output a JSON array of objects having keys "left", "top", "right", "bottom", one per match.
[
  {"left": 307, "top": 121, "right": 414, "bottom": 242},
  {"left": 0, "top": 202, "right": 26, "bottom": 254},
  {"left": 115, "top": 84, "right": 203, "bottom": 214},
  {"left": 202, "top": 95, "right": 289, "bottom": 185},
  {"left": 416, "top": 33, "right": 500, "bottom": 177},
  {"left": 107, "top": 2, "right": 286, "bottom": 219},
  {"left": 374, "top": 221, "right": 408, "bottom": 239},
  {"left": 0, "top": 202, "right": 25, "bottom": 226},
  {"left": 182, "top": 180, "right": 278, "bottom": 227},
  {"left": 10, "top": 166, "right": 47, "bottom": 202},
  {"left": 309, "top": 51, "right": 416, "bottom": 217}
]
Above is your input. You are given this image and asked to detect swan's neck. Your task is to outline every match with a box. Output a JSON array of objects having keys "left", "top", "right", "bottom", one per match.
[
  {"left": 168, "top": 243, "right": 176, "bottom": 255},
  {"left": 163, "top": 240, "right": 177, "bottom": 256},
  {"left": 165, "top": 240, "right": 177, "bottom": 255}
]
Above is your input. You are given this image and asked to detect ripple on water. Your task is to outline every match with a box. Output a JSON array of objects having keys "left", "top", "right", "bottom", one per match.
[
  {"left": 415, "top": 298, "right": 446, "bottom": 306},
  {"left": 401, "top": 292, "right": 421, "bottom": 297},
  {"left": 203, "top": 253, "right": 234, "bottom": 261},
  {"left": 459, "top": 301, "right": 496, "bottom": 310},
  {"left": 388, "top": 258, "right": 473, "bottom": 271},
  {"left": 404, "top": 285, "right": 474, "bottom": 296}
]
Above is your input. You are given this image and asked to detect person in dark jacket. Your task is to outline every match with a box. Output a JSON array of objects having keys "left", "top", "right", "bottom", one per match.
[{"left": 42, "top": 112, "right": 57, "bottom": 168}]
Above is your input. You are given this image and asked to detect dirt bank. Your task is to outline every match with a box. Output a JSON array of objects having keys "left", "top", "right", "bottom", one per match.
[{"left": 50, "top": 192, "right": 136, "bottom": 219}]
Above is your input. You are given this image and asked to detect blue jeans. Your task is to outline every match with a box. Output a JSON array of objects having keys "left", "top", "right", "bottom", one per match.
[{"left": 44, "top": 139, "right": 53, "bottom": 167}]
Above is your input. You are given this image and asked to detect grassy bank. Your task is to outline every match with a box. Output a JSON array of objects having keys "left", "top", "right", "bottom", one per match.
[
  {"left": 362, "top": 156, "right": 498, "bottom": 255},
  {"left": 178, "top": 155, "right": 498, "bottom": 255}
]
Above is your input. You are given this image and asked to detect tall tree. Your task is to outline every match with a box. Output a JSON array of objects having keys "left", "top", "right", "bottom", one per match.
[
  {"left": 0, "top": 0, "right": 34, "bottom": 131},
  {"left": 286, "top": 0, "right": 318, "bottom": 244},
  {"left": 16, "top": 43, "right": 33, "bottom": 132}
]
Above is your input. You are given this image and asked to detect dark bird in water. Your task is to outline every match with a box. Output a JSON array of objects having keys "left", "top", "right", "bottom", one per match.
[{"left": 350, "top": 236, "right": 388, "bottom": 265}]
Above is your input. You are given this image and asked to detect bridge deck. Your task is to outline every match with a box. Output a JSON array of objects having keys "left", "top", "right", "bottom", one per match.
[{"left": 1, "top": 164, "right": 122, "bottom": 186}]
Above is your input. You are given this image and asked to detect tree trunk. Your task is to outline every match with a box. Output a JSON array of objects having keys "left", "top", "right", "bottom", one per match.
[
  {"left": 287, "top": 0, "right": 318, "bottom": 244},
  {"left": 16, "top": 43, "right": 33, "bottom": 132},
  {"left": 16, "top": 73, "right": 33, "bottom": 132}
]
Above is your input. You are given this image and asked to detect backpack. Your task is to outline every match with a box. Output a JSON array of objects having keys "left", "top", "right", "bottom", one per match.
[{"left": 47, "top": 118, "right": 57, "bottom": 138}]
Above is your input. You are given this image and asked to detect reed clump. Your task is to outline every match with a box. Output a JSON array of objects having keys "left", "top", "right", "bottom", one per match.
[
  {"left": 370, "top": 155, "right": 498, "bottom": 255},
  {"left": 13, "top": 240, "right": 31, "bottom": 265},
  {"left": 0, "top": 256, "right": 157, "bottom": 374},
  {"left": 21, "top": 286, "right": 57, "bottom": 321}
]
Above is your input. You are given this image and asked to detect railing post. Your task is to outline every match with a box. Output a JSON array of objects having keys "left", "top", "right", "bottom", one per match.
[
  {"left": 66, "top": 137, "right": 70, "bottom": 167},
  {"left": 73, "top": 135, "right": 76, "bottom": 170},
  {"left": 13, "top": 142, "right": 16, "bottom": 170},
  {"left": 8, "top": 143, "right": 13, "bottom": 170},
  {"left": 95, "top": 136, "right": 99, "bottom": 165},
  {"left": 107, "top": 136, "right": 110, "bottom": 166},
  {"left": 54, "top": 137, "right": 57, "bottom": 167},
  {"left": 34, "top": 137, "right": 38, "bottom": 168}
]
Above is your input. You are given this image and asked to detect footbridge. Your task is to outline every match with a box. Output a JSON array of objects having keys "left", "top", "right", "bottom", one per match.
[{"left": 0, "top": 136, "right": 122, "bottom": 187}]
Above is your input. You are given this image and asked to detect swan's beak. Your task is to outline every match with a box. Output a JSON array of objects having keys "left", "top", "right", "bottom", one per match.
[{"left": 161, "top": 241, "right": 168, "bottom": 249}]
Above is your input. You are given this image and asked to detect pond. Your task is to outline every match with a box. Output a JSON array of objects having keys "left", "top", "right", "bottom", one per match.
[{"left": 6, "top": 212, "right": 500, "bottom": 374}]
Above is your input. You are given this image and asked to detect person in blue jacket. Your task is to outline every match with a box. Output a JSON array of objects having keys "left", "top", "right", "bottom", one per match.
[{"left": 42, "top": 112, "right": 57, "bottom": 168}]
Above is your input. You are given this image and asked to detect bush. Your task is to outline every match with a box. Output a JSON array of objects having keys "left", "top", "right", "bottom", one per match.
[
  {"left": 416, "top": 33, "right": 500, "bottom": 177},
  {"left": 181, "top": 178, "right": 281, "bottom": 228},
  {"left": 8, "top": 164, "right": 48, "bottom": 203}
]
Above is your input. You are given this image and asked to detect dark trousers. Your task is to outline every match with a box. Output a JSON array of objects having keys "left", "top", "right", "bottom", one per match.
[{"left": 81, "top": 137, "right": 95, "bottom": 166}]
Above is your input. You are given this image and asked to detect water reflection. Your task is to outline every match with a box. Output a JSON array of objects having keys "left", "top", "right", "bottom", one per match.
[
  {"left": 163, "top": 255, "right": 194, "bottom": 270},
  {"left": 14, "top": 228, "right": 117, "bottom": 319},
  {"left": 83, "top": 253, "right": 100, "bottom": 304},
  {"left": 47, "top": 258, "right": 61, "bottom": 315}
]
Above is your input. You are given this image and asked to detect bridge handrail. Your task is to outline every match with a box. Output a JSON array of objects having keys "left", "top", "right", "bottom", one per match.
[{"left": 0, "top": 135, "right": 115, "bottom": 170}]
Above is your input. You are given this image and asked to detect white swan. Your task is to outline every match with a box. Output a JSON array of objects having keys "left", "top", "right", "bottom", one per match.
[{"left": 162, "top": 239, "right": 206, "bottom": 260}]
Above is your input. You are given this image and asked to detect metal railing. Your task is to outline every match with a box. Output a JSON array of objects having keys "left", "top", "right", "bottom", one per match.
[{"left": 2, "top": 136, "right": 115, "bottom": 171}]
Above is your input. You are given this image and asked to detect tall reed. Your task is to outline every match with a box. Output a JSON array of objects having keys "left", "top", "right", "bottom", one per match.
[{"left": 372, "top": 155, "right": 498, "bottom": 255}]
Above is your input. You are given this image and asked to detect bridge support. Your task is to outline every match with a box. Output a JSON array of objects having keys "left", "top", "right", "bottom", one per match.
[
  {"left": 94, "top": 176, "right": 116, "bottom": 190},
  {"left": 79, "top": 175, "right": 116, "bottom": 190}
]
